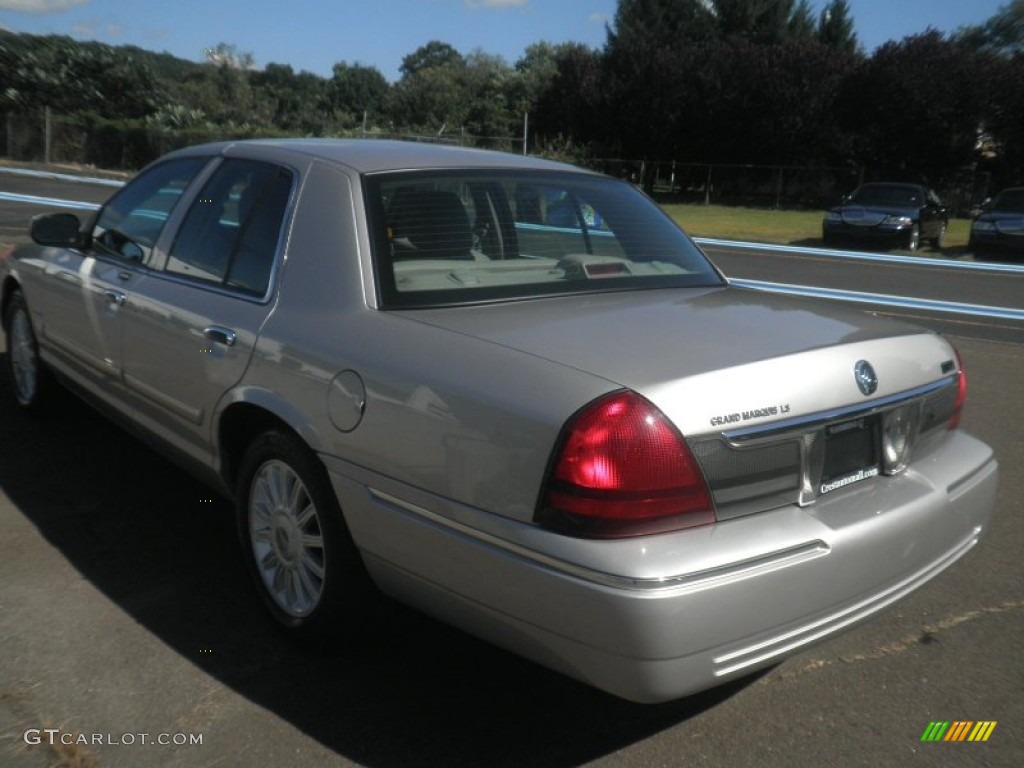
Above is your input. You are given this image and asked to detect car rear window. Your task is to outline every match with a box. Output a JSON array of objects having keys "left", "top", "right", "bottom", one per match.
[{"left": 365, "top": 170, "right": 722, "bottom": 308}]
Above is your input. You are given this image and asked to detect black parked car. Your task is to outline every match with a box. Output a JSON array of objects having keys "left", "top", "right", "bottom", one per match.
[
  {"left": 822, "top": 183, "right": 947, "bottom": 252},
  {"left": 969, "top": 187, "right": 1024, "bottom": 260}
]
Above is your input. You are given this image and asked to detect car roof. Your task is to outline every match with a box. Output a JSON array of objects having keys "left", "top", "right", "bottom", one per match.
[{"left": 165, "top": 138, "right": 593, "bottom": 176}]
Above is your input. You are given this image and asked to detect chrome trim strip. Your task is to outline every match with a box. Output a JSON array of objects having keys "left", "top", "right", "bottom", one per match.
[
  {"left": 367, "top": 488, "right": 829, "bottom": 592},
  {"left": 722, "top": 376, "right": 956, "bottom": 443},
  {"left": 729, "top": 278, "right": 1024, "bottom": 322},
  {"left": 698, "top": 237, "right": 1024, "bottom": 275}
]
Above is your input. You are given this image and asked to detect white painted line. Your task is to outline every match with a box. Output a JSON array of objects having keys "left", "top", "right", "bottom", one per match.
[
  {"left": 0, "top": 165, "right": 125, "bottom": 187},
  {"left": 0, "top": 191, "right": 101, "bottom": 211}
]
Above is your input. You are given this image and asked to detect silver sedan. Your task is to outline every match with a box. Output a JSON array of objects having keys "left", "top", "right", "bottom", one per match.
[{"left": 0, "top": 140, "right": 998, "bottom": 702}]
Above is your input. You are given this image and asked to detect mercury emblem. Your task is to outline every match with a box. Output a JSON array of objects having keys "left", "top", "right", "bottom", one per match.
[{"left": 854, "top": 360, "right": 878, "bottom": 396}]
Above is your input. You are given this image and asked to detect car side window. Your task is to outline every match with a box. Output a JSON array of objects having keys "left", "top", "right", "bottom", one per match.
[
  {"left": 165, "top": 159, "right": 292, "bottom": 296},
  {"left": 92, "top": 157, "right": 208, "bottom": 264}
]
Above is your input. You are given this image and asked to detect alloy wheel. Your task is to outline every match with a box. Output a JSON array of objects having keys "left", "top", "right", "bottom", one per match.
[
  {"left": 8, "top": 305, "right": 39, "bottom": 406},
  {"left": 248, "top": 459, "right": 326, "bottom": 618}
]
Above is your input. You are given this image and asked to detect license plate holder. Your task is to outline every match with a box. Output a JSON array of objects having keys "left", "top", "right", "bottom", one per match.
[{"left": 820, "top": 415, "right": 880, "bottom": 494}]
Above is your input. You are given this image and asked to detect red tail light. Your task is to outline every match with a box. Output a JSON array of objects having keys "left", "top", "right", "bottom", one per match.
[
  {"left": 538, "top": 391, "right": 715, "bottom": 537},
  {"left": 949, "top": 349, "right": 967, "bottom": 430}
]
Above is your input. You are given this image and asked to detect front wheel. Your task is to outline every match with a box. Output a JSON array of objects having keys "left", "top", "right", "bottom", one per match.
[
  {"left": 3, "top": 289, "right": 50, "bottom": 412},
  {"left": 236, "top": 430, "right": 372, "bottom": 637},
  {"left": 932, "top": 223, "right": 947, "bottom": 250},
  {"left": 906, "top": 224, "right": 920, "bottom": 252}
]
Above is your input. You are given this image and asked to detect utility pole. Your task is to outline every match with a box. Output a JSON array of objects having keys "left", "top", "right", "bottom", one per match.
[
  {"left": 44, "top": 106, "right": 52, "bottom": 165},
  {"left": 522, "top": 112, "right": 528, "bottom": 155}
]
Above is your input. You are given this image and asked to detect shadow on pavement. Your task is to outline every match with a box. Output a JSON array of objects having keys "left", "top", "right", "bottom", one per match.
[{"left": 0, "top": 352, "right": 753, "bottom": 767}]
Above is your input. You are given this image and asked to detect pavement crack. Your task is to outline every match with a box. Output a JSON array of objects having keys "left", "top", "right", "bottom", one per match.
[{"left": 764, "top": 599, "right": 1024, "bottom": 684}]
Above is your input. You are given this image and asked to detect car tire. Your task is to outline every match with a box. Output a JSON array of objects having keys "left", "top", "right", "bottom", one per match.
[
  {"left": 906, "top": 225, "right": 920, "bottom": 252},
  {"left": 3, "top": 288, "right": 51, "bottom": 412},
  {"left": 932, "top": 223, "right": 946, "bottom": 250},
  {"left": 236, "top": 429, "right": 374, "bottom": 638}
]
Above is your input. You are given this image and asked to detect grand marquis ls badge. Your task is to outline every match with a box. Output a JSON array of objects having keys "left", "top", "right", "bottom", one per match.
[{"left": 854, "top": 359, "right": 878, "bottom": 396}]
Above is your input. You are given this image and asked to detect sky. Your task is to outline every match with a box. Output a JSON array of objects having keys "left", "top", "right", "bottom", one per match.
[{"left": 0, "top": 0, "right": 1010, "bottom": 82}]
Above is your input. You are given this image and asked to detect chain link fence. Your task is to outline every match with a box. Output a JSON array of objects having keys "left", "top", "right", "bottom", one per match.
[
  {"left": 1, "top": 110, "right": 990, "bottom": 214},
  {"left": 583, "top": 158, "right": 991, "bottom": 215}
]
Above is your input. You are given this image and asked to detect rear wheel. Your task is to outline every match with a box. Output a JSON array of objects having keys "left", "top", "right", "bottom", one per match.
[
  {"left": 932, "top": 223, "right": 946, "bottom": 250},
  {"left": 3, "top": 289, "right": 50, "bottom": 412},
  {"left": 236, "top": 429, "right": 373, "bottom": 637}
]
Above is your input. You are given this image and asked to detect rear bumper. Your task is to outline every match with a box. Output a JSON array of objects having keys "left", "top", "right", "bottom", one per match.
[{"left": 328, "top": 430, "right": 997, "bottom": 703}]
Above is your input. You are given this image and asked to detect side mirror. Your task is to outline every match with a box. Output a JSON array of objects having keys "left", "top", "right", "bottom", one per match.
[{"left": 30, "top": 213, "right": 84, "bottom": 247}]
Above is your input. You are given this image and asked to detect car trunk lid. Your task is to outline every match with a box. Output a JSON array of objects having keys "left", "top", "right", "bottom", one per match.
[{"left": 398, "top": 286, "right": 956, "bottom": 437}]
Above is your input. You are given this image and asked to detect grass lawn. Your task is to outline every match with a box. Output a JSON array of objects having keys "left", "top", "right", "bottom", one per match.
[{"left": 661, "top": 203, "right": 972, "bottom": 255}]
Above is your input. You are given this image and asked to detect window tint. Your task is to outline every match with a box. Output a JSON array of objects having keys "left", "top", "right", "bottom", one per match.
[
  {"left": 166, "top": 159, "right": 292, "bottom": 296},
  {"left": 369, "top": 170, "right": 721, "bottom": 308},
  {"left": 851, "top": 184, "right": 921, "bottom": 207},
  {"left": 93, "top": 157, "right": 207, "bottom": 263}
]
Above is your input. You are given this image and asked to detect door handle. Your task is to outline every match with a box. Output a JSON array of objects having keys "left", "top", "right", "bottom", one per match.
[
  {"left": 203, "top": 326, "right": 237, "bottom": 347},
  {"left": 103, "top": 290, "right": 125, "bottom": 306}
]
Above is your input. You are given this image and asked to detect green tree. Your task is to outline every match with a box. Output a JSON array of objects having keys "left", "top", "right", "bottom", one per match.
[
  {"left": 787, "top": 1, "right": 817, "bottom": 41},
  {"left": 0, "top": 34, "right": 59, "bottom": 110},
  {"left": 399, "top": 40, "right": 464, "bottom": 77},
  {"left": 461, "top": 50, "right": 515, "bottom": 142},
  {"left": 530, "top": 44, "right": 604, "bottom": 152},
  {"left": 203, "top": 42, "right": 254, "bottom": 69},
  {"left": 817, "top": 0, "right": 858, "bottom": 53},
  {"left": 957, "top": 0, "right": 1024, "bottom": 55},
  {"left": 979, "top": 52, "right": 1024, "bottom": 186},
  {"left": 837, "top": 31, "right": 990, "bottom": 184},
  {"left": 54, "top": 43, "right": 161, "bottom": 118},
  {"left": 512, "top": 41, "right": 582, "bottom": 114},
  {"left": 714, "top": 0, "right": 815, "bottom": 44},
  {"left": 325, "top": 61, "right": 389, "bottom": 129},
  {"left": 0, "top": 33, "right": 160, "bottom": 118},
  {"left": 181, "top": 41, "right": 257, "bottom": 126},
  {"left": 387, "top": 41, "right": 469, "bottom": 131},
  {"left": 606, "top": 0, "right": 716, "bottom": 53},
  {"left": 251, "top": 62, "right": 328, "bottom": 132}
]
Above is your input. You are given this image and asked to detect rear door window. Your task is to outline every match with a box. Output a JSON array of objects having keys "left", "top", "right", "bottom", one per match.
[{"left": 165, "top": 159, "right": 293, "bottom": 297}]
